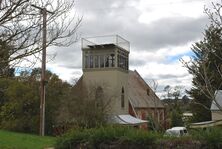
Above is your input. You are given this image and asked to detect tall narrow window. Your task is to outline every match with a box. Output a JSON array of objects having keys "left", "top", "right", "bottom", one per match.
[
  {"left": 95, "top": 86, "right": 103, "bottom": 108},
  {"left": 85, "top": 55, "right": 88, "bottom": 68},
  {"left": 110, "top": 53, "right": 115, "bottom": 67},
  {"left": 100, "top": 55, "right": 104, "bottom": 68},
  {"left": 90, "top": 55, "right": 93, "bottom": 68},
  {"left": 94, "top": 55, "right": 99, "bottom": 68},
  {"left": 121, "top": 87, "right": 124, "bottom": 108},
  {"left": 105, "top": 55, "right": 109, "bottom": 67}
]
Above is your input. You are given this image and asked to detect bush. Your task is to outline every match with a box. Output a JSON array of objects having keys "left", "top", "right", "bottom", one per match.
[
  {"left": 55, "top": 126, "right": 160, "bottom": 149},
  {"left": 191, "top": 127, "right": 222, "bottom": 148},
  {"left": 120, "top": 128, "right": 159, "bottom": 146},
  {"left": 55, "top": 128, "right": 90, "bottom": 149},
  {"left": 56, "top": 126, "right": 222, "bottom": 149}
]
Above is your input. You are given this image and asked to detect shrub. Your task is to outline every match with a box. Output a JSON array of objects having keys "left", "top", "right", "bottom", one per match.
[
  {"left": 55, "top": 126, "right": 160, "bottom": 149},
  {"left": 191, "top": 127, "right": 222, "bottom": 148},
  {"left": 55, "top": 128, "right": 90, "bottom": 149},
  {"left": 120, "top": 128, "right": 159, "bottom": 146}
]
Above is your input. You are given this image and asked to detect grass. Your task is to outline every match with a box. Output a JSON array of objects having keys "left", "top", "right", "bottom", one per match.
[{"left": 0, "top": 130, "right": 56, "bottom": 149}]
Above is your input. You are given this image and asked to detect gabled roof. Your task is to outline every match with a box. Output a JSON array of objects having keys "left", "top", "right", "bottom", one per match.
[
  {"left": 74, "top": 70, "right": 164, "bottom": 109},
  {"left": 211, "top": 90, "right": 222, "bottom": 111},
  {"left": 128, "top": 70, "right": 164, "bottom": 108}
]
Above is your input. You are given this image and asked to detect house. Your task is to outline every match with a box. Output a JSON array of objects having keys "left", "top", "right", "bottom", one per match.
[
  {"left": 190, "top": 90, "right": 222, "bottom": 128},
  {"left": 211, "top": 90, "right": 222, "bottom": 121},
  {"left": 74, "top": 35, "right": 165, "bottom": 128}
]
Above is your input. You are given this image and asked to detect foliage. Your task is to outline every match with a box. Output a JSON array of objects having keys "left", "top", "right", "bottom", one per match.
[
  {"left": 182, "top": 2, "right": 222, "bottom": 122},
  {"left": 56, "top": 82, "right": 112, "bottom": 129},
  {"left": 0, "top": 129, "right": 56, "bottom": 149},
  {"left": 0, "top": 78, "right": 39, "bottom": 133},
  {"left": 56, "top": 126, "right": 222, "bottom": 149},
  {"left": 55, "top": 126, "right": 160, "bottom": 149},
  {"left": 191, "top": 127, "right": 222, "bottom": 148},
  {"left": 0, "top": 67, "right": 111, "bottom": 135},
  {"left": 162, "top": 85, "right": 185, "bottom": 127},
  {"left": 0, "top": 68, "right": 72, "bottom": 135},
  {"left": 171, "top": 109, "right": 183, "bottom": 127},
  {"left": 186, "top": 26, "right": 222, "bottom": 122},
  {"left": 147, "top": 116, "right": 157, "bottom": 131},
  {"left": 190, "top": 90, "right": 211, "bottom": 122}
]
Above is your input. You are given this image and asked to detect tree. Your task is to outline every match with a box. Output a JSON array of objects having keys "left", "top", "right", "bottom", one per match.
[
  {"left": 0, "top": 68, "right": 72, "bottom": 135},
  {"left": 171, "top": 109, "right": 183, "bottom": 127},
  {"left": 56, "top": 81, "right": 113, "bottom": 129},
  {"left": 0, "top": 40, "right": 14, "bottom": 77},
  {"left": 162, "top": 85, "right": 184, "bottom": 127},
  {"left": 182, "top": 2, "right": 222, "bottom": 122},
  {"left": 26, "top": 68, "right": 72, "bottom": 135},
  {"left": 0, "top": 79, "right": 40, "bottom": 133},
  {"left": 0, "top": 0, "right": 81, "bottom": 67}
]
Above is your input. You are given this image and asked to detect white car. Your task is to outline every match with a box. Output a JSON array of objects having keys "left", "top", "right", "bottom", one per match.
[{"left": 164, "top": 127, "right": 188, "bottom": 137}]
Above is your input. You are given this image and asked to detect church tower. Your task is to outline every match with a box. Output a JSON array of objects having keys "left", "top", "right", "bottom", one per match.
[{"left": 81, "top": 35, "right": 130, "bottom": 115}]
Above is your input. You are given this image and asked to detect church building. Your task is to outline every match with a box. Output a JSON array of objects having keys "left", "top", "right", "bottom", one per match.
[{"left": 75, "top": 35, "right": 165, "bottom": 129}]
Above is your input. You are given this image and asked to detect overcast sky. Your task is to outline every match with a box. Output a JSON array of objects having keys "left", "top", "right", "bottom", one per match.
[{"left": 42, "top": 0, "right": 219, "bottom": 96}]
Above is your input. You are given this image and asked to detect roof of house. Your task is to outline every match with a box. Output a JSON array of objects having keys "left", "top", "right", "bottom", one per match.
[
  {"left": 128, "top": 70, "right": 164, "bottom": 108},
  {"left": 211, "top": 90, "right": 222, "bottom": 111}
]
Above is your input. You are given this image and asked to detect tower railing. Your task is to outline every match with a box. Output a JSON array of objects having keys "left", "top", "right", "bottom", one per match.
[{"left": 81, "top": 35, "right": 130, "bottom": 52}]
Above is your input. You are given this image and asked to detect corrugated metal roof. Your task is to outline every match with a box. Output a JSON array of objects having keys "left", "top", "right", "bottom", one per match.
[
  {"left": 107, "top": 115, "right": 147, "bottom": 125},
  {"left": 128, "top": 70, "right": 164, "bottom": 108}
]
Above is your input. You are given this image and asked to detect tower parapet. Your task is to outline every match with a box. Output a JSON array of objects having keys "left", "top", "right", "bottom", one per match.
[{"left": 82, "top": 35, "right": 130, "bottom": 72}]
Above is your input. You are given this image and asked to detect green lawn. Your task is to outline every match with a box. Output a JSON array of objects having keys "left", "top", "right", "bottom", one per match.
[{"left": 0, "top": 130, "right": 56, "bottom": 149}]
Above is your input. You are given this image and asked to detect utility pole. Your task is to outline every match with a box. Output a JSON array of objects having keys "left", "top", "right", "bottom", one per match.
[{"left": 31, "top": 4, "right": 53, "bottom": 136}]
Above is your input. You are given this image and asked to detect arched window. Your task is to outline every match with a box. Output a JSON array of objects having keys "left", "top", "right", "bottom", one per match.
[
  {"left": 95, "top": 86, "right": 103, "bottom": 107},
  {"left": 121, "top": 87, "right": 124, "bottom": 108}
]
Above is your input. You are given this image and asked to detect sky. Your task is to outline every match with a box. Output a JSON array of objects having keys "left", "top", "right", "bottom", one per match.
[{"left": 27, "top": 0, "right": 220, "bottom": 96}]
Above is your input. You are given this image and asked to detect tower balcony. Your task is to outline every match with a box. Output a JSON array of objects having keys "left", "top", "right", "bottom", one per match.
[{"left": 81, "top": 35, "right": 130, "bottom": 52}]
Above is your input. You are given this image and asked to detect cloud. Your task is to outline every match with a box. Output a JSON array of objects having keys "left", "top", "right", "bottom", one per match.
[
  {"left": 127, "top": 16, "right": 208, "bottom": 51},
  {"left": 20, "top": 0, "right": 211, "bottom": 96},
  {"left": 75, "top": 0, "right": 208, "bottom": 52}
]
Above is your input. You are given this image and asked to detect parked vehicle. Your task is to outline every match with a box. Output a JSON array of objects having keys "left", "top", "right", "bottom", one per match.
[{"left": 164, "top": 127, "right": 188, "bottom": 137}]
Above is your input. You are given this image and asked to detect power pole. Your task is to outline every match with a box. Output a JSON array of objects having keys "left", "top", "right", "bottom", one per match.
[
  {"left": 31, "top": 4, "right": 53, "bottom": 136},
  {"left": 40, "top": 7, "right": 47, "bottom": 137}
]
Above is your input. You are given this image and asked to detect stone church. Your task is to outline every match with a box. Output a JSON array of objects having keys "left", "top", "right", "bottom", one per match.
[{"left": 74, "top": 35, "right": 165, "bottom": 129}]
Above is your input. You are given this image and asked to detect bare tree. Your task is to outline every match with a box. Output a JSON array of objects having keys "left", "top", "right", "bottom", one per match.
[
  {"left": 0, "top": 0, "right": 81, "bottom": 68},
  {"left": 204, "top": 1, "right": 222, "bottom": 28},
  {"left": 147, "top": 79, "right": 159, "bottom": 93},
  {"left": 56, "top": 81, "right": 114, "bottom": 129}
]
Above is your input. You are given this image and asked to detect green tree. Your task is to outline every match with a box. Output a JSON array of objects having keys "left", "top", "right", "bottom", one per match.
[
  {"left": 0, "top": 68, "right": 72, "bottom": 135},
  {"left": 0, "top": 79, "right": 39, "bottom": 133},
  {"left": 45, "top": 74, "right": 72, "bottom": 135},
  {"left": 163, "top": 85, "right": 184, "bottom": 126},
  {"left": 182, "top": 2, "right": 222, "bottom": 122},
  {"left": 27, "top": 68, "right": 72, "bottom": 135},
  {"left": 171, "top": 108, "right": 183, "bottom": 127}
]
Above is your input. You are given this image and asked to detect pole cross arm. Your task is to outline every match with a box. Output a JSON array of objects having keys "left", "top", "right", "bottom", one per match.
[{"left": 31, "top": 4, "right": 54, "bottom": 14}]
